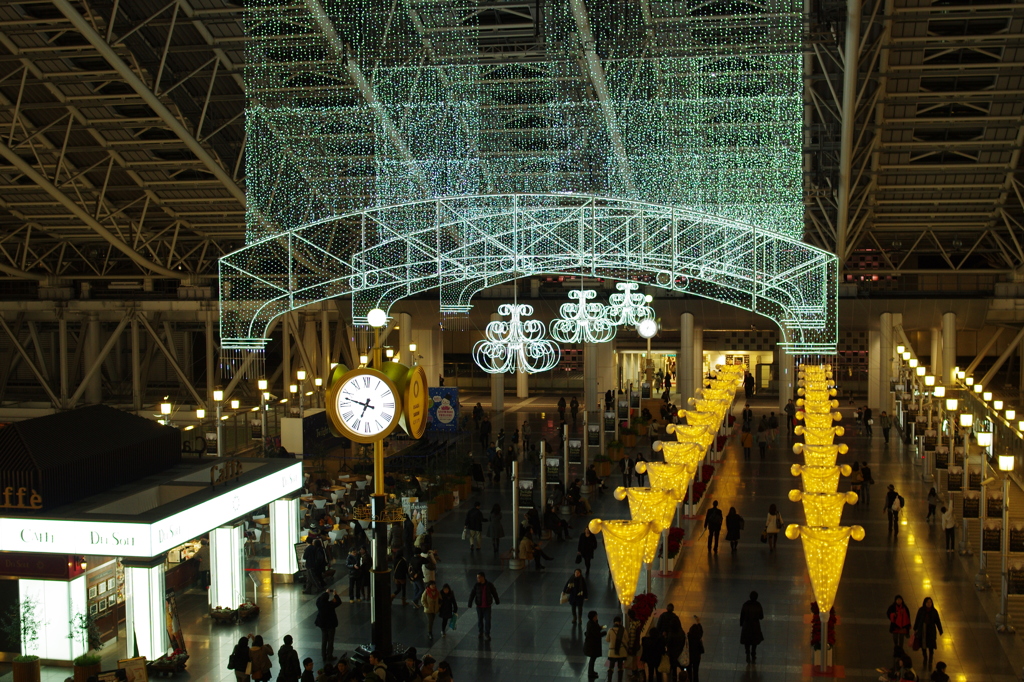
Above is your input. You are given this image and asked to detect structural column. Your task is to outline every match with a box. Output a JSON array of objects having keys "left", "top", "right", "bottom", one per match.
[
  {"left": 868, "top": 330, "right": 881, "bottom": 412},
  {"left": 584, "top": 342, "right": 598, "bottom": 414},
  {"left": 270, "top": 498, "right": 300, "bottom": 579},
  {"left": 83, "top": 312, "right": 102, "bottom": 404},
  {"left": 397, "top": 312, "right": 412, "bottom": 366},
  {"left": 879, "top": 312, "right": 894, "bottom": 413},
  {"left": 19, "top": 574, "right": 87, "bottom": 660},
  {"left": 124, "top": 556, "right": 169, "bottom": 660},
  {"left": 931, "top": 328, "right": 943, "bottom": 381},
  {"left": 680, "top": 313, "right": 695, "bottom": 405},
  {"left": 490, "top": 313, "right": 504, "bottom": 415},
  {"left": 516, "top": 369, "right": 528, "bottom": 399},
  {"left": 693, "top": 325, "right": 704, "bottom": 393},
  {"left": 778, "top": 348, "right": 794, "bottom": 413},
  {"left": 210, "top": 523, "right": 245, "bottom": 609},
  {"left": 942, "top": 312, "right": 957, "bottom": 384}
]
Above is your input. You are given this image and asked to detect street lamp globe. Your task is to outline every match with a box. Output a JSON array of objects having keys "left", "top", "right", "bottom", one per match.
[
  {"left": 934, "top": 386, "right": 946, "bottom": 398},
  {"left": 961, "top": 413, "right": 974, "bottom": 428},
  {"left": 366, "top": 308, "right": 388, "bottom": 328},
  {"left": 999, "top": 455, "right": 1014, "bottom": 472},
  {"left": 637, "top": 318, "right": 658, "bottom": 339},
  {"left": 945, "top": 398, "right": 958, "bottom": 411}
]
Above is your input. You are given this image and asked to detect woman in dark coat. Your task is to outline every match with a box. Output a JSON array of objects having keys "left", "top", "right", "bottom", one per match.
[
  {"left": 563, "top": 568, "right": 588, "bottom": 624},
  {"left": 583, "top": 610, "right": 604, "bottom": 679},
  {"left": 438, "top": 583, "right": 458, "bottom": 638},
  {"left": 488, "top": 504, "right": 506, "bottom": 553},
  {"left": 725, "top": 507, "right": 744, "bottom": 552},
  {"left": 229, "top": 636, "right": 251, "bottom": 682},
  {"left": 640, "top": 626, "right": 665, "bottom": 682},
  {"left": 687, "top": 616, "right": 705, "bottom": 682},
  {"left": 913, "top": 596, "right": 943, "bottom": 672},
  {"left": 740, "top": 591, "right": 765, "bottom": 663}
]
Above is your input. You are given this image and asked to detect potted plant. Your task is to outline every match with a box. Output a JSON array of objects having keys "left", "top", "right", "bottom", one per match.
[
  {"left": 621, "top": 426, "right": 638, "bottom": 448},
  {"left": 237, "top": 601, "right": 260, "bottom": 620},
  {"left": 606, "top": 440, "right": 624, "bottom": 461},
  {"left": 73, "top": 654, "right": 102, "bottom": 682},
  {"left": 0, "top": 597, "right": 42, "bottom": 682},
  {"left": 209, "top": 605, "right": 237, "bottom": 623}
]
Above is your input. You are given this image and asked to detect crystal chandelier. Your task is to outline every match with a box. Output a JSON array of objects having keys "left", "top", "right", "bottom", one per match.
[
  {"left": 550, "top": 289, "right": 617, "bottom": 344},
  {"left": 473, "top": 303, "right": 561, "bottom": 374},
  {"left": 603, "top": 282, "right": 655, "bottom": 328}
]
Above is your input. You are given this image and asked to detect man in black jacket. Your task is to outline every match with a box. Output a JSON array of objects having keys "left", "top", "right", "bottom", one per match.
[
  {"left": 576, "top": 527, "right": 598, "bottom": 577},
  {"left": 277, "top": 634, "right": 301, "bottom": 682},
  {"left": 704, "top": 500, "right": 724, "bottom": 553},
  {"left": 657, "top": 604, "right": 685, "bottom": 682},
  {"left": 314, "top": 588, "right": 342, "bottom": 660},
  {"left": 467, "top": 571, "right": 500, "bottom": 641},
  {"left": 464, "top": 502, "right": 484, "bottom": 552}
]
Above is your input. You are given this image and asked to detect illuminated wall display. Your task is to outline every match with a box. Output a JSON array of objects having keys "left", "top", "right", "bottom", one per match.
[
  {"left": 0, "top": 462, "right": 302, "bottom": 557},
  {"left": 20, "top": 575, "right": 87, "bottom": 660},
  {"left": 210, "top": 524, "right": 245, "bottom": 609},
  {"left": 125, "top": 561, "right": 167, "bottom": 660}
]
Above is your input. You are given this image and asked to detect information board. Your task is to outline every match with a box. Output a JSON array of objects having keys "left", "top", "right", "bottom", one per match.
[
  {"left": 568, "top": 439, "right": 582, "bottom": 464},
  {"left": 983, "top": 527, "right": 1002, "bottom": 552},
  {"left": 518, "top": 480, "right": 535, "bottom": 508},
  {"left": 947, "top": 468, "right": 963, "bottom": 491},
  {"left": 604, "top": 411, "right": 616, "bottom": 432},
  {"left": 588, "top": 424, "right": 600, "bottom": 447},
  {"left": 969, "top": 468, "right": 982, "bottom": 490},
  {"left": 963, "top": 495, "right": 980, "bottom": 519},
  {"left": 618, "top": 400, "right": 629, "bottom": 420},
  {"left": 1009, "top": 567, "right": 1024, "bottom": 594},
  {"left": 934, "top": 448, "right": 948, "bottom": 470},
  {"left": 988, "top": 497, "right": 1004, "bottom": 517},
  {"left": 1010, "top": 527, "right": 1024, "bottom": 553}
]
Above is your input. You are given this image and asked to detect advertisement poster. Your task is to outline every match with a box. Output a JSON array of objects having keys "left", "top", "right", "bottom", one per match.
[
  {"left": 568, "top": 439, "right": 582, "bottom": 464},
  {"left": 165, "top": 594, "right": 185, "bottom": 653},
  {"left": 963, "top": 493, "right": 980, "bottom": 519},
  {"left": 546, "top": 457, "right": 561, "bottom": 480},
  {"left": 983, "top": 526, "right": 1002, "bottom": 552},
  {"left": 1011, "top": 526, "right": 1024, "bottom": 553},
  {"left": 302, "top": 410, "right": 347, "bottom": 453},
  {"left": 969, "top": 467, "right": 982, "bottom": 491},
  {"left": 947, "top": 467, "right": 963, "bottom": 491},
  {"left": 518, "top": 479, "right": 535, "bottom": 508},
  {"left": 428, "top": 388, "right": 460, "bottom": 432},
  {"left": 641, "top": 382, "right": 651, "bottom": 400},
  {"left": 617, "top": 400, "right": 629, "bottom": 420},
  {"left": 401, "top": 497, "right": 429, "bottom": 536},
  {"left": 934, "top": 448, "right": 948, "bottom": 470},
  {"left": 630, "top": 391, "right": 640, "bottom": 408},
  {"left": 1009, "top": 567, "right": 1024, "bottom": 594},
  {"left": 604, "top": 411, "right": 616, "bottom": 432},
  {"left": 250, "top": 419, "right": 262, "bottom": 440},
  {"left": 587, "top": 424, "right": 600, "bottom": 447},
  {"left": 988, "top": 496, "right": 1004, "bottom": 518}
]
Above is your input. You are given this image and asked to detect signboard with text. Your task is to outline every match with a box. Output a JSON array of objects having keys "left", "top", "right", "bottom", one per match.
[
  {"left": 588, "top": 424, "right": 600, "bottom": 447},
  {"left": 427, "top": 388, "right": 460, "bottom": 432},
  {"left": 568, "top": 439, "right": 582, "bottom": 464},
  {"left": 963, "top": 495, "right": 980, "bottom": 519},
  {"left": 983, "top": 527, "right": 1002, "bottom": 552}
]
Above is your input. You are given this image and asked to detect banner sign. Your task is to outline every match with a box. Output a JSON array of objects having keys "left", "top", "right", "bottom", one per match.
[
  {"left": 588, "top": 424, "right": 600, "bottom": 446},
  {"left": 428, "top": 388, "right": 459, "bottom": 432}
]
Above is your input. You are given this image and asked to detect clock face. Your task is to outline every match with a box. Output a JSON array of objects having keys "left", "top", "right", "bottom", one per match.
[{"left": 329, "top": 369, "right": 401, "bottom": 443}]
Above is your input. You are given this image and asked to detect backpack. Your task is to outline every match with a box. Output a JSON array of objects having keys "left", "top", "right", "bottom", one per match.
[
  {"left": 414, "top": 532, "right": 427, "bottom": 549},
  {"left": 892, "top": 494, "right": 904, "bottom": 512}
]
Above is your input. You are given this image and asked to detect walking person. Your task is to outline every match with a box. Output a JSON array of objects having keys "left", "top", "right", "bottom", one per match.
[
  {"left": 439, "top": 583, "right": 458, "bottom": 638},
  {"left": 314, "top": 588, "right": 342, "bottom": 661},
  {"left": 468, "top": 571, "right": 500, "bottom": 641},
  {"left": 422, "top": 580, "right": 440, "bottom": 639},
  {"left": 621, "top": 454, "right": 634, "bottom": 487},
  {"left": 880, "top": 411, "right": 892, "bottom": 444},
  {"left": 887, "top": 594, "right": 912, "bottom": 651},
  {"left": 926, "top": 488, "right": 942, "bottom": 522},
  {"left": 725, "top": 506, "right": 745, "bottom": 552},
  {"left": 657, "top": 604, "right": 685, "bottom": 682},
  {"left": 229, "top": 637, "right": 252, "bottom": 682},
  {"left": 704, "top": 500, "right": 723, "bottom": 552},
  {"left": 522, "top": 419, "right": 531, "bottom": 452},
  {"left": 784, "top": 399, "right": 796, "bottom": 440},
  {"left": 740, "top": 591, "right": 765, "bottom": 663},
  {"left": 357, "top": 547, "right": 371, "bottom": 601},
  {"left": 571, "top": 396, "right": 580, "bottom": 427},
  {"left": 742, "top": 428, "right": 753, "bottom": 461},
  {"left": 941, "top": 506, "right": 956, "bottom": 553},
  {"left": 741, "top": 403, "right": 754, "bottom": 430},
  {"left": 768, "top": 412, "right": 779, "bottom": 445},
  {"left": 558, "top": 396, "right": 567, "bottom": 422},
  {"left": 861, "top": 461, "right": 874, "bottom": 505},
  {"left": 687, "top": 616, "right": 704, "bottom": 682},
  {"left": 635, "top": 452, "right": 647, "bottom": 486},
  {"left": 756, "top": 424, "right": 768, "bottom": 459},
  {"left": 249, "top": 635, "right": 274, "bottom": 682},
  {"left": 345, "top": 548, "right": 361, "bottom": 602},
  {"left": 885, "top": 484, "right": 905, "bottom": 536},
  {"left": 564, "top": 568, "right": 588, "bottom": 623},
  {"left": 391, "top": 550, "right": 409, "bottom": 605},
  {"left": 577, "top": 526, "right": 598, "bottom": 576},
  {"left": 409, "top": 552, "right": 426, "bottom": 606},
  {"left": 851, "top": 462, "right": 863, "bottom": 500},
  {"left": 489, "top": 503, "right": 506, "bottom": 554},
  {"left": 914, "top": 597, "right": 944, "bottom": 672},
  {"left": 606, "top": 615, "right": 628, "bottom": 682},
  {"left": 464, "top": 501, "right": 484, "bottom": 552},
  {"left": 276, "top": 635, "right": 300, "bottom": 682},
  {"left": 864, "top": 405, "right": 874, "bottom": 437},
  {"left": 765, "top": 504, "right": 783, "bottom": 552},
  {"left": 584, "top": 610, "right": 605, "bottom": 679},
  {"left": 640, "top": 626, "right": 666, "bottom": 682}
]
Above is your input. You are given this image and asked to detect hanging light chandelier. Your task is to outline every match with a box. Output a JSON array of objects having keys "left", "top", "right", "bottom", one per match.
[
  {"left": 551, "top": 289, "right": 617, "bottom": 344},
  {"left": 473, "top": 303, "right": 561, "bottom": 374},
  {"left": 603, "top": 282, "right": 655, "bottom": 328}
]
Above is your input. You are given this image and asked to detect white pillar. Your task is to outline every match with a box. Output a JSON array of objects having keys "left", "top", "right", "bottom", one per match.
[
  {"left": 693, "top": 326, "right": 704, "bottom": 392},
  {"left": 270, "top": 498, "right": 300, "bottom": 578},
  {"left": 879, "top": 312, "right": 894, "bottom": 413},
  {"left": 490, "top": 313, "right": 504, "bottom": 414},
  {"left": 942, "top": 312, "right": 957, "bottom": 384},
  {"left": 125, "top": 557, "right": 169, "bottom": 660},
  {"left": 397, "top": 312, "right": 412, "bottom": 366},
  {"left": 321, "top": 304, "right": 331, "bottom": 381},
  {"left": 83, "top": 312, "right": 102, "bottom": 404},
  {"left": 210, "top": 523, "right": 245, "bottom": 609},
  {"left": 302, "top": 312, "right": 320, "bottom": 378},
  {"left": 680, "top": 313, "right": 695, "bottom": 404},
  {"left": 595, "top": 341, "right": 615, "bottom": 406},
  {"left": 584, "top": 342, "right": 598, "bottom": 413},
  {"left": 868, "top": 330, "right": 881, "bottom": 411},
  {"left": 19, "top": 575, "right": 87, "bottom": 660},
  {"left": 931, "top": 328, "right": 942, "bottom": 380},
  {"left": 778, "top": 348, "right": 794, "bottom": 413},
  {"left": 516, "top": 369, "right": 528, "bottom": 399}
]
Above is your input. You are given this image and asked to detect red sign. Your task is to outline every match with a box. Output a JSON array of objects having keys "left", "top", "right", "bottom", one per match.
[{"left": 0, "top": 552, "right": 82, "bottom": 580}]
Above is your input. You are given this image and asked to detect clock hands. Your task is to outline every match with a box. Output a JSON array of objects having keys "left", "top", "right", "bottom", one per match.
[{"left": 345, "top": 396, "right": 374, "bottom": 418}]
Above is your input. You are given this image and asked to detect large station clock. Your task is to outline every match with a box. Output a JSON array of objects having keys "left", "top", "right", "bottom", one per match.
[{"left": 327, "top": 368, "right": 402, "bottom": 444}]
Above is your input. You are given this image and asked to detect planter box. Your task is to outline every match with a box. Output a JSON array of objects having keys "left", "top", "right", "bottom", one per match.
[
  {"left": 596, "top": 461, "right": 612, "bottom": 478},
  {"left": 607, "top": 446, "right": 625, "bottom": 462},
  {"left": 74, "top": 664, "right": 101, "bottom": 682},
  {"left": 13, "top": 659, "right": 40, "bottom": 682},
  {"left": 621, "top": 434, "right": 637, "bottom": 448}
]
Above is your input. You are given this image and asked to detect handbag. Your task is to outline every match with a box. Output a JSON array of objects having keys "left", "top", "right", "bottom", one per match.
[
  {"left": 760, "top": 530, "right": 768, "bottom": 544},
  {"left": 560, "top": 591, "right": 570, "bottom": 605},
  {"left": 575, "top": 553, "right": 582, "bottom": 564},
  {"left": 462, "top": 528, "right": 468, "bottom": 540},
  {"left": 910, "top": 633, "right": 921, "bottom": 651},
  {"left": 450, "top": 612, "right": 459, "bottom": 630}
]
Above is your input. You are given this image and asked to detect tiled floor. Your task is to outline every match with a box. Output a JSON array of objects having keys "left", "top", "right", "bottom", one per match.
[{"left": 11, "top": 395, "right": 1024, "bottom": 682}]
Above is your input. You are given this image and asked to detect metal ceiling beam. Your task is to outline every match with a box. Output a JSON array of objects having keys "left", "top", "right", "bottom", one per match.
[
  {"left": 50, "top": 0, "right": 247, "bottom": 208},
  {"left": 835, "top": 0, "right": 863, "bottom": 268}
]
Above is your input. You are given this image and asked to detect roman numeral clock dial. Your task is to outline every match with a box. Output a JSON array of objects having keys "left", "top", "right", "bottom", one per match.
[{"left": 326, "top": 368, "right": 403, "bottom": 444}]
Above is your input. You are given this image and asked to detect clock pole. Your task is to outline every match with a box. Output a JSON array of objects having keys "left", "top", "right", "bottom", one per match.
[{"left": 369, "top": 323, "right": 393, "bottom": 656}]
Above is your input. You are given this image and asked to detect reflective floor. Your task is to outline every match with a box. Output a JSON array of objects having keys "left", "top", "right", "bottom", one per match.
[{"left": 14, "top": 395, "right": 1024, "bottom": 682}]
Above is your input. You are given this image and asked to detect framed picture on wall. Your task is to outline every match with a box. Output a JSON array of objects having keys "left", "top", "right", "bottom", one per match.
[
  {"left": 89, "top": 604, "right": 98, "bottom": 615},
  {"left": 88, "top": 586, "right": 97, "bottom": 599},
  {"left": 99, "top": 598, "right": 107, "bottom": 611},
  {"left": 107, "top": 578, "right": 116, "bottom": 592}
]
